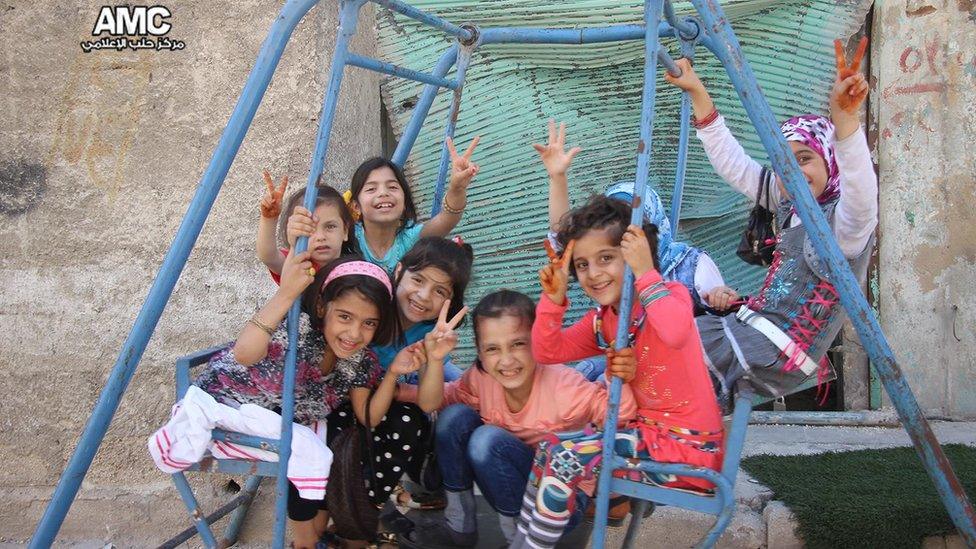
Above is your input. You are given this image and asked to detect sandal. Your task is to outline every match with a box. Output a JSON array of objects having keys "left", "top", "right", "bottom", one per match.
[{"left": 389, "top": 483, "right": 446, "bottom": 511}]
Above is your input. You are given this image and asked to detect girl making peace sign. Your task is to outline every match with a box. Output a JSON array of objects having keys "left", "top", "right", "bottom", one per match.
[
  {"left": 666, "top": 37, "right": 877, "bottom": 402},
  {"left": 345, "top": 137, "right": 482, "bottom": 274}
]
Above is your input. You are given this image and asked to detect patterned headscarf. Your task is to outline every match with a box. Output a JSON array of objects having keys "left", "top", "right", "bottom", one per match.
[
  {"left": 605, "top": 180, "right": 692, "bottom": 279},
  {"left": 780, "top": 114, "right": 841, "bottom": 204}
]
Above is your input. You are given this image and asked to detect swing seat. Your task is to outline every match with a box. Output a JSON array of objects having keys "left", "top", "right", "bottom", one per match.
[
  {"left": 599, "top": 380, "right": 755, "bottom": 549},
  {"left": 159, "top": 344, "right": 279, "bottom": 549}
]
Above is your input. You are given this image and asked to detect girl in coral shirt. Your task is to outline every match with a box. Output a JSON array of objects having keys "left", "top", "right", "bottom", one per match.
[
  {"left": 396, "top": 289, "right": 637, "bottom": 548},
  {"left": 513, "top": 195, "right": 724, "bottom": 548}
]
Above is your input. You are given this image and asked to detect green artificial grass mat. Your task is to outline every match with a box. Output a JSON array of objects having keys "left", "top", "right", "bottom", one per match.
[{"left": 740, "top": 444, "right": 976, "bottom": 549}]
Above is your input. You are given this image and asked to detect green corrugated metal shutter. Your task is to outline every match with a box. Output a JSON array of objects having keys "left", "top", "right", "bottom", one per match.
[{"left": 376, "top": 0, "right": 872, "bottom": 363}]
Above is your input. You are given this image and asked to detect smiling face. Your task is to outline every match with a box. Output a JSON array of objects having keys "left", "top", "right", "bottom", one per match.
[
  {"left": 476, "top": 314, "right": 536, "bottom": 392},
  {"left": 396, "top": 265, "right": 453, "bottom": 328},
  {"left": 571, "top": 226, "right": 627, "bottom": 307},
  {"left": 776, "top": 142, "right": 829, "bottom": 200},
  {"left": 307, "top": 202, "right": 348, "bottom": 265},
  {"left": 354, "top": 166, "right": 406, "bottom": 226},
  {"left": 321, "top": 290, "right": 380, "bottom": 359}
]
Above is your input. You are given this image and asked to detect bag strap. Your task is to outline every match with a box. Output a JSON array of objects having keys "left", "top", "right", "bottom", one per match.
[
  {"left": 360, "top": 391, "right": 378, "bottom": 493},
  {"left": 757, "top": 166, "right": 773, "bottom": 211}
]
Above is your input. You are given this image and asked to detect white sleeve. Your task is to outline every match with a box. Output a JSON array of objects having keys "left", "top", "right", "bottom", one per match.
[
  {"left": 832, "top": 128, "right": 878, "bottom": 258},
  {"left": 696, "top": 115, "right": 775, "bottom": 203},
  {"left": 693, "top": 252, "right": 726, "bottom": 295}
]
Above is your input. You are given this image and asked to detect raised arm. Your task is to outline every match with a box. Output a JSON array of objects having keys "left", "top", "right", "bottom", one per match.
[
  {"left": 830, "top": 37, "right": 878, "bottom": 257},
  {"left": 664, "top": 58, "right": 765, "bottom": 201},
  {"left": 533, "top": 119, "right": 582, "bottom": 231},
  {"left": 257, "top": 170, "right": 288, "bottom": 275},
  {"left": 533, "top": 239, "right": 604, "bottom": 363},
  {"left": 421, "top": 136, "right": 480, "bottom": 237},
  {"left": 621, "top": 225, "right": 695, "bottom": 348},
  {"left": 415, "top": 300, "right": 469, "bottom": 412},
  {"left": 233, "top": 249, "right": 314, "bottom": 365}
]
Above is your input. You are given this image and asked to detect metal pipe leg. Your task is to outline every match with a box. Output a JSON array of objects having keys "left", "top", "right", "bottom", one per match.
[
  {"left": 691, "top": 0, "right": 976, "bottom": 544},
  {"left": 220, "top": 475, "right": 263, "bottom": 547},
  {"left": 275, "top": 2, "right": 366, "bottom": 546},
  {"left": 592, "top": 1, "right": 665, "bottom": 547},
  {"left": 431, "top": 43, "right": 476, "bottom": 215},
  {"left": 27, "top": 1, "right": 321, "bottom": 545},
  {"left": 621, "top": 500, "right": 652, "bottom": 549},
  {"left": 171, "top": 472, "right": 219, "bottom": 548}
]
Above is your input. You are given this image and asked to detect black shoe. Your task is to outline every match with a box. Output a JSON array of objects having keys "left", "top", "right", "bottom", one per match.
[
  {"left": 379, "top": 506, "right": 416, "bottom": 535},
  {"left": 397, "top": 520, "right": 478, "bottom": 549}
]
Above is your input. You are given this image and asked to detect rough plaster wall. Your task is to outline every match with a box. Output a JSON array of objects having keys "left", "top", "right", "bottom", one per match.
[
  {"left": 0, "top": 0, "right": 379, "bottom": 543},
  {"left": 873, "top": 0, "right": 976, "bottom": 418}
]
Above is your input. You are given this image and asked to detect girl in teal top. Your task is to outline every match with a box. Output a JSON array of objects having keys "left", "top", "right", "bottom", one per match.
[
  {"left": 346, "top": 137, "right": 481, "bottom": 273},
  {"left": 371, "top": 236, "right": 474, "bottom": 383}
]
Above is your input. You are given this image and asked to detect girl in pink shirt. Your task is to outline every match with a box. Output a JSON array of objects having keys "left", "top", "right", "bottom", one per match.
[
  {"left": 512, "top": 195, "right": 724, "bottom": 549},
  {"left": 396, "top": 290, "right": 637, "bottom": 548}
]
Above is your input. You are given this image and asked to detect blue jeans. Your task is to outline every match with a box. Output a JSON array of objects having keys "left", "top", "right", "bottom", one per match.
[
  {"left": 573, "top": 355, "right": 607, "bottom": 382},
  {"left": 436, "top": 404, "right": 587, "bottom": 526}
]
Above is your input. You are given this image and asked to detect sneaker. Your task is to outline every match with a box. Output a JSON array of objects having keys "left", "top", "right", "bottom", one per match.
[{"left": 396, "top": 520, "right": 478, "bottom": 549}]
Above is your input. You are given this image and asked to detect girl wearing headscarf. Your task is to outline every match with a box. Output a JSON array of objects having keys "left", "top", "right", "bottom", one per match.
[
  {"left": 663, "top": 39, "right": 877, "bottom": 402},
  {"left": 603, "top": 180, "right": 728, "bottom": 314},
  {"left": 535, "top": 121, "right": 733, "bottom": 318},
  {"left": 534, "top": 123, "right": 735, "bottom": 383}
]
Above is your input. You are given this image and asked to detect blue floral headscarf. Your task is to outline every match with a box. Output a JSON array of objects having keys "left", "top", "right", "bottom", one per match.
[{"left": 605, "top": 180, "right": 693, "bottom": 279}]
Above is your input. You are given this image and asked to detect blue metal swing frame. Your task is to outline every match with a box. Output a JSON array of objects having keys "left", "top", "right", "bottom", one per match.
[{"left": 30, "top": 0, "right": 976, "bottom": 548}]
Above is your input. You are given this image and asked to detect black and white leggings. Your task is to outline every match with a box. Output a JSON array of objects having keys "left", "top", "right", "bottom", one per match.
[{"left": 287, "top": 401, "right": 428, "bottom": 521}]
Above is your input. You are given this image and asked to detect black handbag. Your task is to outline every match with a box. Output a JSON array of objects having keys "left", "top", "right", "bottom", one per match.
[
  {"left": 326, "top": 395, "right": 380, "bottom": 541},
  {"left": 737, "top": 166, "right": 777, "bottom": 266}
]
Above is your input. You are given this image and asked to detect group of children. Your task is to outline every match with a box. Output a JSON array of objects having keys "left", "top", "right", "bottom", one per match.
[{"left": 149, "top": 38, "right": 876, "bottom": 549}]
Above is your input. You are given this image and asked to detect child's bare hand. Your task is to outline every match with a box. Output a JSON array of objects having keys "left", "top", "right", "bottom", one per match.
[
  {"left": 606, "top": 347, "right": 637, "bottom": 383},
  {"left": 447, "top": 136, "right": 481, "bottom": 190},
  {"left": 279, "top": 248, "right": 315, "bottom": 298},
  {"left": 532, "top": 119, "right": 581, "bottom": 177},
  {"left": 663, "top": 58, "right": 705, "bottom": 94},
  {"left": 286, "top": 206, "right": 316, "bottom": 248},
  {"left": 540, "top": 239, "right": 574, "bottom": 306},
  {"left": 831, "top": 37, "right": 868, "bottom": 114},
  {"left": 701, "top": 285, "right": 740, "bottom": 312},
  {"left": 620, "top": 225, "right": 654, "bottom": 278},
  {"left": 423, "top": 300, "right": 467, "bottom": 362},
  {"left": 389, "top": 342, "right": 427, "bottom": 376},
  {"left": 260, "top": 170, "right": 289, "bottom": 219}
]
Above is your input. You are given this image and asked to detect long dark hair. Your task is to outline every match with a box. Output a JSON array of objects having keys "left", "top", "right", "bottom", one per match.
[
  {"left": 278, "top": 184, "right": 358, "bottom": 255},
  {"left": 471, "top": 289, "right": 535, "bottom": 371},
  {"left": 302, "top": 256, "right": 396, "bottom": 346},
  {"left": 349, "top": 157, "right": 418, "bottom": 232},
  {"left": 395, "top": 237, "right": 475, "bottom": 332},
  {"left": 555, "top": 194, "right": 660, "bottom": 276}
]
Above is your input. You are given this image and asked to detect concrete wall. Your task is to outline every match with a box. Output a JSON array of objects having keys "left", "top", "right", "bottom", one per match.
[
  {"left": 872, "top": 0, "right": 976, "bottom": 419},
  {"left": 0, "top": 0, "right": 379, "bottom": 543}
]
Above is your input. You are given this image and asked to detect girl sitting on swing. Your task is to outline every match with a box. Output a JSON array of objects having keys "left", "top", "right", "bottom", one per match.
[{"left": 664, "top": 38, "right": 877, "bottom": 402}]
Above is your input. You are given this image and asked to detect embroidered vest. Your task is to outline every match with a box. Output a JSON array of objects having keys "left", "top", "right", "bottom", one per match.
[{"left": 747, "top": 198, "right": 875, "bottom": 372}]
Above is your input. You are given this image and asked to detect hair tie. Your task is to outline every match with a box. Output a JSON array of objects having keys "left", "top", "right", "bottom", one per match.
[
  {"left": 451, "top": 235, "right": 465, "bottom": 247},
  {"left": 342, "top": 189, "right": 361, "bottom": 221},
  {"left": 322, "top": 260, "right": 392, "bottom": 297}
]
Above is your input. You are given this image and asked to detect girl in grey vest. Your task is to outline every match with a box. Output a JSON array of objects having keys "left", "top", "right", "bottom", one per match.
[{"left": 663, "top": 43, "right": 877, "bottom": 401}]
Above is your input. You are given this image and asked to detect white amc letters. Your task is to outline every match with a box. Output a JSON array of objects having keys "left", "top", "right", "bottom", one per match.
[{"left": 92, "top": 5, "right": 172, "bottom": 36}]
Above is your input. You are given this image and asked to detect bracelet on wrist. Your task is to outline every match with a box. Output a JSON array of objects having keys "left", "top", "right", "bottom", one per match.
[
  {"left": 248, "top": 315, "right": 277, "bottom": 337},
  {"left": 692, "top": 108, "right": 720, "bottom": 129},
  {"left": 441, "top": 196, "right": 465, "bottom": 216}
]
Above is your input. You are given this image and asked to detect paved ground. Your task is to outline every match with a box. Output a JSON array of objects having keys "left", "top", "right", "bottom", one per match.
[
  {"left": 4, "top": 420, "right": 973, "bottom": 548},
  {"left": 394, "top": 420, "right": 976, "bottom": 549}
]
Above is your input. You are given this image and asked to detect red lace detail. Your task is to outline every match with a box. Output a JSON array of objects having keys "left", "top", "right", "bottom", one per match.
[
  {"left": 781, "top": 280, "right": 839, "bottom": 405},
  {"left": 748, "top": 249, "right": 784, "bottom": 310}
]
